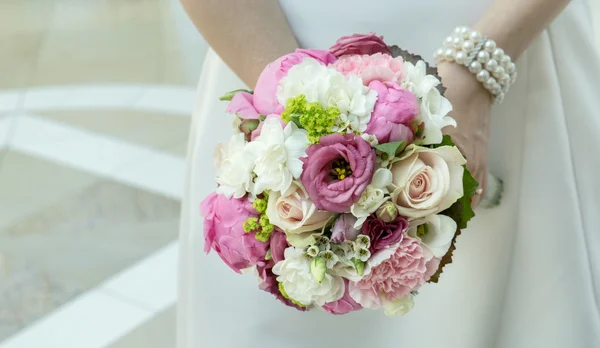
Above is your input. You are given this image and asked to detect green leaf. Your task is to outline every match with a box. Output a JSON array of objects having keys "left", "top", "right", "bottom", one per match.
[
  {"left": 219, "top": 88, "right": 253, "bottom": 101},
  {"left": 433, "top": 134, "right": 455, "bottom": 148},
  {"left": 374, "top": 141, "right": 406, "bottom": 159},
  {"left": 441, "top": 166, "right": 478, "bottom": 229},
  {"left": 265, "top": 249, "right": 272, "bottom": 261}
]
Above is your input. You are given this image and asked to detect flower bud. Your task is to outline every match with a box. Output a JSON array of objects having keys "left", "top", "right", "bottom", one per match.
[
  {"left": 310, "top": 257, "right": 327, "bottom": 283},
  {"left": 306, "top": 245, "right": 320, "bottom": 258},
  {"left": 376, "top": 201, "right": 398, "bottom": 223},
  {"left": 238, "top": 119, "right": 260, "bottom": 141}
]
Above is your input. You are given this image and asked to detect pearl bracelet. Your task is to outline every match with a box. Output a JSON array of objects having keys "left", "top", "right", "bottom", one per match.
[{"left": 434, "top": 27, "right": 517, "bottom": 104}]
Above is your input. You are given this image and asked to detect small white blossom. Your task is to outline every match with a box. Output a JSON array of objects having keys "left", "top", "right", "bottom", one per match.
[
  {"left": 214, "top": 133, "right": 254, "bottom": 198},
  {"left": 246, "top": 118, "right": 309, "bottom": 195},
  {"left": 350, "top": 168, "right": 393, "bottom": 227},
  {"left": 402, "top": 60, "right": 456, "bottom": 145}
]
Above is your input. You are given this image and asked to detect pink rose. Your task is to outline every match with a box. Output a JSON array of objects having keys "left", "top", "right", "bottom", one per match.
[
  {"left": 329, "top": 33, "right": 392, "bottom": 57},
  {"left": 365, "top": 81, "right": 419, "bottom": 144},
  {"left": 322, "top": 280, "right": 363, "bottom": 315},
  {"left": 361, "top": 216, "right": 408, "bottom": 253},
  {"left": 254, "top": 49, "right": 336, "bottom": 115},
  {"left": 301, "top": 134, "right": 376, "bottom": 213},
  {"left": 333, "top": 53, "right": 405, "bottom": 86},
  {"left": 348, "top": 236, "right": 437, "bottom": 309},
  {"left": 201, "top": 193, "right": 268, "bottom": 273}
]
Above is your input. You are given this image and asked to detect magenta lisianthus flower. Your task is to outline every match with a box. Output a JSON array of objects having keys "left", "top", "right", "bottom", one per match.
[
  {"left": 348, "top": 236, "right": 437, "bottom": 309},
  {"left": 254, "top": 49, "right": 336, "bottom": 116},
  {"left": 201, "top": 192, "right": 269, "bottom": 273},
  {"left": 334, "top": 53, "right": 405, "bottom": 86},
  {"left": 322, "top": 280, "right": 363, "bottom": 315},
  {"left": 329, "top": 33, "right": 392, "bottom": 57},
  {"left": 361, "top": 216, "right": 408, "bottom": 253},
  {"left": 365, "top": 81, "right": 419, "bottom": 144},
  {"left": 301, "top": 134, "right": 376, "bottom": 213}
]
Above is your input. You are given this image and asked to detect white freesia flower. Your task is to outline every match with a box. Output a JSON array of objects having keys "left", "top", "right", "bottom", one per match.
[
  {"left": 382, "top": 294, "right": 415, "bottom": 316},
  {"left": 402, "top": 61, "right": 456, "bottom": 145},
  {"left": 214, "top": 133, "right": 254, "bottom": 198},
  {"left": 407, "top": 214, "right": 457, "bottom": 258},
  {"left": 277, "top": 58, "right": 377, "bottom": 133},
  {"left": 273, "top": 247, "right": 345, "bottom": 306},
  {"left": 350, "top": 168, "right": 393, "bottom": 228},
  {"left": 246, "top": 118, "right": 309, "bottom": 195}
]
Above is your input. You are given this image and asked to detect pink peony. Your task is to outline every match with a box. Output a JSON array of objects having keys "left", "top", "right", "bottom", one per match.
[
  {"left": 301, "top": 134, "right": 376, "bottom": 213},
  {"left": 365, "top": 81, "right": 419, "bottom": 144},
  {"left": 322, "top": 280, "right": 363, "bottom": 315},
  {"left": 361, "top": 216, "right": 409, "bottom": 253},
  {"left": 349, "top": 236, "right": 437, "bottom": 309},
  {"left": 201, "top": 193, "right": 269, "bottom": 273},
  {"left": 333, "top": 53, "right": 405, "bottom": 86},
  {"left": 254, "top": 49, "right": 336, "bottom": 116},
  {"left": 329, "top": 33, "right": 392, "bottom": 57},
  {"left": 226, "top": 92, "right": 260, "bottom": 119}
]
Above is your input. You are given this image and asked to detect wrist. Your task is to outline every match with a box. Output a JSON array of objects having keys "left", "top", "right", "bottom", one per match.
[{"left": 436, "top": 61, "right": 493, "bottom": 106}]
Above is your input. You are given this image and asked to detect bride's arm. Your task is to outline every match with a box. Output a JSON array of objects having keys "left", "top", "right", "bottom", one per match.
[
  {"left": 180, "top": 0, "right": 298, "bottom": 87},
  {"left": 474, "top": 0, "right": 571, "bottom": 59}
]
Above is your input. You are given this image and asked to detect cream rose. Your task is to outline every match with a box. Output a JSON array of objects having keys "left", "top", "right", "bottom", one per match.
[
  {"left": 266, "top": 181, "right": 333, "bottom": 248},
  {"left": 388, "top": 144, "right": 466, "bottom": 219}
]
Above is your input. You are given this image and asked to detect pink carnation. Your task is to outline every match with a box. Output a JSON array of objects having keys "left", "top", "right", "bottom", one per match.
[
  {"left": 349, "top": 236, "right": 438, "bottom": 309},
  {"left": 322, "top": 280, "right": 363, "bottom": 315},
  {"left": 333, "top": 53, "right": 405, "bottom": 86},
  {"left": 201, "top": 193, "right": 268, "bottom": 273}
]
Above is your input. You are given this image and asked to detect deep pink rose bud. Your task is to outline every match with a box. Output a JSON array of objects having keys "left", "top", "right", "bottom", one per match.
[
  {"left": 361, "top": 215, "right": 408, "bottom": 253},
  {"left": 301, "top": 134, "right": 376, "bottom": 213},
  {"left": 201, "top": 193, "right": 268, "bottom": 273},
  {"left": 329, "top": 33, "right": 392, "bottom": 57},
  {"left": 365, "top": 81, "right": 419, "bottom": 144}
]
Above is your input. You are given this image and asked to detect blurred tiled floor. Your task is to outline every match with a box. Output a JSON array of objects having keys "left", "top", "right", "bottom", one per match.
[
  {"left": 0, "top": 0, "right": 205, "bottom": 347},
  {"left": 0, "top": 1, "right": 599, "bottom": 348}
]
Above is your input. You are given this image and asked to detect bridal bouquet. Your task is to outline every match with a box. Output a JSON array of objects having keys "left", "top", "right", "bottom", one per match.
[{"left": 201, "top": 33, "right": 479, "bottom": 316}]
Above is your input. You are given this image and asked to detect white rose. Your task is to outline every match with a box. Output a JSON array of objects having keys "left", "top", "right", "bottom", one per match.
[
  {"left": 389, "top": 144, "right": 466, "bottom": 219},
  {"left": 350, "top": 168, "right": 393, "bottom": 228},
  {"left": 246, "top": 118, "right": 309, "bottom": 195},
  {"left": 401, "top": 60, "right": 456, "bottom": 145},
  {"left": 273, "top": 247, "right": 345, "bottom": 306},
  {"left": 266, "top": 182, "right": 333, "bottom": 248},
  {"left": 382, "top": 294, "right": 415, "bottom": 316},
  {"left": 407, "top": 214, "right": 457, "bottom": 258},
  {"left": 215, "top": 133, "right": 254, "bottom": 198},
  {"left": 277, "top": 58, "right": 377, "bottom": 133}
]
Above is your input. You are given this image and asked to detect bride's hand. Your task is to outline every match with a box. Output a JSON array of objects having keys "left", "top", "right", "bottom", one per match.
[{"left": 437, "top": 62, "right": 493, "bottom": 208}]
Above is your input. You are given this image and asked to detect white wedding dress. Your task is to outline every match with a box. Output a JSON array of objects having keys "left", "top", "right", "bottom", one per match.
[{"left": 178, "top": 1, "right": 600, "bottom": 347}]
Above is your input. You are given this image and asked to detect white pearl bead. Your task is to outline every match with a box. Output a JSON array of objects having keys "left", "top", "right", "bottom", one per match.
[
  {"left": 476, "top": 70, "right": 490, "bottom": 82},
  {"left": 477, "top": 51, "right": 490, "bottom": 63},
  {"left": 485, "top": 77, "right": 497, "bottom": 88},
  {"left": 469, "top": 61, "right": 483, "bottom": 73},
  {"left": 486, "top": 59, "right": 498, "bottom": 71},
  {"left": 492, "top": 48, "right": 505, "bottom": 61},
  {"left": 493, "top": 66, "right": 506, "bottom": 78},
  {"left": 511, "top": 72, "right": 518, "bottom": 83},
  {"left": 444, "top": 48, "right": 456, "bottom": 60},
  {"left": 469, "top": 31, "right": 483, "bottom": 42},
  {"left": 455, "top": 51, "right": 467, "bottom": 64},
  {"left": 462, "top": 40, "right": 474, "bottom": 52},
  {"left": 506, "top": 62, "right": 516, "bottom": 73},
  {"left": 452, "top": 37, "right": 463, "bottom": 48},
  {"left": 444, "top": 36, "right": 454, "bottom": 46},
  {"left": 454, "top": 27, "right": 463, "bottom": 35},
  {"left": 501, "top": 55, "right": 511, "bottom": 67},
  {"left": 495, "top": 93, "right": 505, "bottom": 104},
  {"left": 435, "top": 48, "right": 444, "bottom": 59},
  {"left": 459, "top": 27, "right": 469, "bottom": 35},
  {"left": 499, "top": 74, "right": 510, "bottom": 84},
  {"left": 484, "top": 40, "right": 496, "bottom": 52}
]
